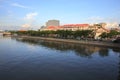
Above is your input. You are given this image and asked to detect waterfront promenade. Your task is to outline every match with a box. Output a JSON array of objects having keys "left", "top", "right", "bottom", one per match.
[{"left": 15, "top": 36, "right": 120, "bottom": 49}]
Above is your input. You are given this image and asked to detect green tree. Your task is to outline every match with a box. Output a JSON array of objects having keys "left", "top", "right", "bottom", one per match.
[
  {"left": 99, "top": 32, "right": 108, "bottom": 39},
  {"left": 107, "top": 30, "right": 120, "bottom": 38}
]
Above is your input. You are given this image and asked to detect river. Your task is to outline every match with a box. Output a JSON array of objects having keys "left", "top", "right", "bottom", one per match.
[{"left": 0, "top": 36, "right": 120, "bottom": 80}]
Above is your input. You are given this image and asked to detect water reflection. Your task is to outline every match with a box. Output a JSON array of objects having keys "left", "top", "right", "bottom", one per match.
[
  {"left": 0, "top": 37, "right": 119, "bottom": 80},
  {"left": 14, "top": 38, "right": 120, "bottom": 57},
  {"left": 15, "top": 38, "right": 120, "bottom": 80},
  {"left": 99, "top": 49, "right": 109, "bottom": 57},
  {"left": 118, "top": 52, "right": 120, "bottom": 80}
]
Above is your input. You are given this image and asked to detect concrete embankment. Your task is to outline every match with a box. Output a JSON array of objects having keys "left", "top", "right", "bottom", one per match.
[{"left": 16, "top": 36, "right": 120, "bottom": 49}]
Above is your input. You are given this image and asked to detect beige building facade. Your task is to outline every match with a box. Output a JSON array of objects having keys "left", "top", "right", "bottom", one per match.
[{"left": 46, "top": 20, "right": 60, "bottom": 27}]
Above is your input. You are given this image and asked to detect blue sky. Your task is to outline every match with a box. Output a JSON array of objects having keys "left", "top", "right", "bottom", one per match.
[{"left": 0, "top": 0, "right": 120, "bottom": 30}]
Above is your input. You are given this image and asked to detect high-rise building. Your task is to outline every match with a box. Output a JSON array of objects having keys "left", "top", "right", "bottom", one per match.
[{"left": 46, "top": 20, "right": 60, "bottom": 27}]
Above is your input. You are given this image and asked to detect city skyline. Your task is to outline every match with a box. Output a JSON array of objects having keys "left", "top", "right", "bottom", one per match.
[{"left": 0, "top": 0, "right": 120, "bottom": 30}]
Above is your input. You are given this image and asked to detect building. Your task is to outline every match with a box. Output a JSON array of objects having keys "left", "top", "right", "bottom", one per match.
[
  {"left": 46, "top": 20, "right": 60, "bottom": 27},
  {"left": 99, "top": 23, "right": 107, "bottom": 28},
  {"left": 40, "top": 20, "right": 110, "bottom": 39},
  {"left": 94, "top": 27, "right": 110, "bottom": 39},
  {"left": 3, "top": 32, "right": 11, "bottom": 36},
  {"left": 40, "top": 26, "right": 60, "bottom": 31},
  {"left": 40, "top": 24, "right": 90, "bottom": 31},
  {"left": 60, "top": 24, "right": 90, "bottom": 31}
]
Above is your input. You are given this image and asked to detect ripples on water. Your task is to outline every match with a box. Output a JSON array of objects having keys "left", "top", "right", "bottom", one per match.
[{"left": 0, "top": 36, "right": 120, "bottom": 80}]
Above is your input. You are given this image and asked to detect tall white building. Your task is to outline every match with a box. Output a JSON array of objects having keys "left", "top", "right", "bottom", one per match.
[{"left": 46, "top": 20, "right": 60, "bottom": 27}]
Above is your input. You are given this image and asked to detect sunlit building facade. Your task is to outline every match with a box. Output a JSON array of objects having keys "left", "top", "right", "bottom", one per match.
[{"left": 40, "top": 20, "right": 110, "bottom": 39}]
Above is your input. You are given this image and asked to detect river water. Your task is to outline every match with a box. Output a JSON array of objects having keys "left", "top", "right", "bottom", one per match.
[{"left": 0, "top": 36, "right": 120, "bottom": 80}]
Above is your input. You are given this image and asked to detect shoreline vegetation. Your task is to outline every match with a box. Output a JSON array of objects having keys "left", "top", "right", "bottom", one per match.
[
  {"left": 9, "top": 30, "right": 120, "bottom": 48},
  {"left": 14, "top": 36, "right": 120, "bottom": 49}
]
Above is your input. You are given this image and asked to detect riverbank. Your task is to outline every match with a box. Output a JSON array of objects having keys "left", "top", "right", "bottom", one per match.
[{"left": 15, "top": 36, "right": 120, "bottom": 49}]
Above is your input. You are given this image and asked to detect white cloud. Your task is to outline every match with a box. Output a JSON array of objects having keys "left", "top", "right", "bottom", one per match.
[
  {"left": 106, "top": 22, "right": 119, "bottom": 28},
  {"left": 21, "top": 12, "right": 38, "bottom": 30},
  {"left": 86, "top": 16, "right": 120, "bottom": 29},
  {"left": 86, "top": 16, "right": 120, "bottom": 24},
  {"left": 21, "top": 24, "right": 31, "bottom": 30},
  {"left": 11, "top": 3, "right": 29, "bottom": 9},
  {"left": 22, "top": 24, "right": 30, "bottom": 28},
  {"left": 105, "top": 17, "right": 120, "bottom": 23},
  {"left": 86, "top": 16, "right": 104, "bottom": 23},
  {"left": 24, "top": 12, "right": 38, "bottom": 20}
]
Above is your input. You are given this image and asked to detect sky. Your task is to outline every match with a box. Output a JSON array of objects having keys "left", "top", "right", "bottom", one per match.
[{"left": 0, "top": 0, "right": 120, "bottom": 30}]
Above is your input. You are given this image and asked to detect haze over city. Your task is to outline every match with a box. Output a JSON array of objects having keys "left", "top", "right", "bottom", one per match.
[{"left": 0, "top": 0, "right": 120, "bottom": 30}]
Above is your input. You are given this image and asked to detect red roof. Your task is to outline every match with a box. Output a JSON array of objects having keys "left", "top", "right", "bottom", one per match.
[
  {"left": 47, "top": 26, "right": 56, "bottom": 29},
  {"left": 46, "top": 24, "right": 90, "bottom": 30},
  {"left": 63, "top": 24, "right": 89, "bottom": 27},
  {"left": 18, "top": 30, "right": 27, "bottom": 32},
  {"left": 46, "top": 26, "right": 61, "bottom": 30}
]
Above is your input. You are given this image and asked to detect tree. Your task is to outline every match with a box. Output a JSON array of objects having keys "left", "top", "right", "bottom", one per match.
[
  {"left": 99, "top": 32, "right": 108, "bottom": 39},
  {"left": 108, "top": 30, "right": 120, "bottom": 38}
]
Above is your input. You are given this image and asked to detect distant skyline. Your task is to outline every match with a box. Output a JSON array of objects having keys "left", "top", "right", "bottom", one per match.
[{"left": 0, "top": 0, "right": 120, "bottom": 30}]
